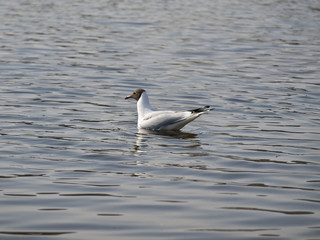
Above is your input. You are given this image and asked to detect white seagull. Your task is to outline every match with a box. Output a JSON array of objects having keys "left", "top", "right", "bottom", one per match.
[{"left": 125, "top": 88, "right": 211, "bottom": 131}]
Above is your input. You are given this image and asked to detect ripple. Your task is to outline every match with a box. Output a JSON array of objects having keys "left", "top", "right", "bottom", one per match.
[
  {"left": 0, "top": 231, "right": 74, "bottom": 236},
  {"left": 97, "top": 213, "right": 123, "bottom": 217},
  {"left": 59, "top": 193, "right": 136, "bottom": 198},
  {"left": 222, "top": 207, "right": 314, "bottom": 215},
  {"left": 189, "top": 228, "right": 280, "bottom": 232}
]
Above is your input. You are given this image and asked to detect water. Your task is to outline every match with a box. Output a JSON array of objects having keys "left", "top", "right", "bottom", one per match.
[{"left": 1, "top": 0, "right": 320, "bottom": 239}]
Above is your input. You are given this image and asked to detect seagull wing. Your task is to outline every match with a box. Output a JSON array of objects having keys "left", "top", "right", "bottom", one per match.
[{"left": 139, "top": 107, "right": 209, "bottom": 131}]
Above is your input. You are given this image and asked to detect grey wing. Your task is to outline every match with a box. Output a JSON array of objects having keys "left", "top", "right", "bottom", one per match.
[{"left": 141, "top": 111, "right": 191, "bottom": 130}]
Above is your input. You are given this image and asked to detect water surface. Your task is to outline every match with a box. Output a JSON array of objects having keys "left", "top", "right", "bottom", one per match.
[{"left": 0, "top": 1, "right": 320, "bottom": 240}]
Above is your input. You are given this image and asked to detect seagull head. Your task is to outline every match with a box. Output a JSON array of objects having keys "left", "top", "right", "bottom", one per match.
[{"left": 125, "top": 88, "right": 145, "bottom": 101}]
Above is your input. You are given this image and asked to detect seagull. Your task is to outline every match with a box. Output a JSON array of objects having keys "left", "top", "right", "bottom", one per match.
[{"left": 125, "top": 88, "right": 211, "bottom": 131}]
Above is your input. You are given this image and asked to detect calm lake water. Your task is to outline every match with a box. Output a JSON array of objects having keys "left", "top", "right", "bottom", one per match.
[{"left": 1, "top": 0, "right": 320, "bottom": 239}]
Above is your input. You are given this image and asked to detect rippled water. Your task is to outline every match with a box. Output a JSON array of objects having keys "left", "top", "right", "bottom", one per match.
[{"left": 1, "top": 0, "right": 320, "bottom": 239}]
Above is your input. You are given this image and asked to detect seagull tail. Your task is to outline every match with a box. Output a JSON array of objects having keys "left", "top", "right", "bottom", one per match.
[{"left": 189, "top": 105, "right": 213, "bottom": 113}]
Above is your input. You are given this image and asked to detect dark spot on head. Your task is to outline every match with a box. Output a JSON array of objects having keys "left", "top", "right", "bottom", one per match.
[{"left": 125, "top": 88, "right": 145, "bottom": 101}]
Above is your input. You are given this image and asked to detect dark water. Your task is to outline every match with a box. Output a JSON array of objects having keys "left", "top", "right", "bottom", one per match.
[{"left": 1, "top": 1, "right": 320, "bottom": 239}]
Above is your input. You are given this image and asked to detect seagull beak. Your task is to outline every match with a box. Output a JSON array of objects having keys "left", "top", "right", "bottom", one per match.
[{"left": 125, "top": 94, "right": 132, "bottom": 100}]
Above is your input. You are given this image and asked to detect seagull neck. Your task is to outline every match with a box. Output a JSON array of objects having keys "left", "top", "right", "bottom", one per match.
[{"left": 137, "top": 92, "right": 154, "bottom": 118}]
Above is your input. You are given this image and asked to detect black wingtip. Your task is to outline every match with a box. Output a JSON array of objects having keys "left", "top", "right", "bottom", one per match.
[{"left": 190, "top": 105, "right": 212, "bottom": 113}]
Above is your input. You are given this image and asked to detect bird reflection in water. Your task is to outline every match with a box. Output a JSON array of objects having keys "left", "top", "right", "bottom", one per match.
[{"left": 134, "top": 129, "right": 199, "bottom": 155}]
